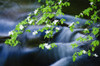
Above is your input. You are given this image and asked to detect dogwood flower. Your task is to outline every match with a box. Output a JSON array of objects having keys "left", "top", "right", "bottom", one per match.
[
  {"left": 46, "top": 24, "right": 51, "bottom": 28},
  {"left": 19, "top": 25, "right": 24, "bottom": 30},
  {"left": 45, "top": 45, "right": 51, "bottom": 49},
  {"left": 56, "top": 27, "right": 60, "bottom": 30},
  {"left": 94, "top": 54, "right": 98, "bottom": 57},
  {"left": 28, "top": 20, "right": 34, "bottom": 24},
  {"left": 32, "top": 31, "right": 38, "bottom": 35},
  {"left": 58, "top": 0, "right": 62, "bottom": 5},
  {"left": 45, "top": 21, "right": 48, "bottom": 23},
  {"left": 69, "top": 22, "right": 74, "bottom": 27},
  {"left": 8, "top": 31, "right": 13, "bottom": 36},
  {"left": 44, "top": 43, "right": 51, "bottom": 49},
  {"left": 90, "top": 2, "right": 93, "bottom": 5},
  {"left": 53, "top": 20, "right": 59, "bottom": 24},
  {"left": 34, "top": 9, "right": 38, "bottom": 14},
  {"left": 84, "top": 28, "right": 88, "bottom": 31},
  {"left": 27, "top": 16, "right": 30, "bottom": 21},
  {"left": 45, "top": 30, "right": 50, "bottom": 34},
  {"left": 80, "top": 13, "right": 83, "bottom": 15},
  {"left": 44, "top": 43, "right": 48, "bottom": 46},
  {"left": 83, "top": 50, "right": 87, "bottom": 54}
]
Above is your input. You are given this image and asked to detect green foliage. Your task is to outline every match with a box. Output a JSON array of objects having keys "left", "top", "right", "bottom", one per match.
[
  {"left": 72, "top": 0, "right": 100, "bottom": 62},
  {"left": 92, "top": 27, "right": 99, "bottom": 35},
  {"left": 71, "top": 43, "right": 78, "bottom": 48},
  {"left": 4, "top": 0, "right": 100, "bottom": 62}
]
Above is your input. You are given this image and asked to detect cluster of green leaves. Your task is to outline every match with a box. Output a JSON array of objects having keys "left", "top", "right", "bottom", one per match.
[
  {"left": 5, "top": 0, "right": 100, "bottom": 62},
  {"left": 72, "top": 0, "right": 100, "bottom": 62},
  {"left": 5, "top": 0, "right": 70, "bottom": 49}
]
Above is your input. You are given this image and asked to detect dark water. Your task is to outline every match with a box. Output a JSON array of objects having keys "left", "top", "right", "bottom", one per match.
[{"left": 0, "top": 0, "right": 100, "bottom": 66}]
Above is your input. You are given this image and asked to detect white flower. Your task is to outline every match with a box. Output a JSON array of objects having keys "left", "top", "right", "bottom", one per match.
[
  {"left": 56, "top": 27, "right": 60, "bottom": 30},
  {"left": 44, "top": 43, "right": 48, "bottom": 46},
  {"left": 80, "top": 13, "right": 83, "bottom": 15},
  {"left": 32, "top": 31, "right": 38, "bottom": 35},
  {"left": 58, "top": 0, "right": 62, "bottom": 5},
  {"left": 45, "top": 30, "right": 50, "bottom": 34},
  {"left": 83, "top": 50, "right": 87, "bottom": 54},
  {"left": 19, "top": 25, "right": 24, "bottom": 30},
  {"left": 53, "top": 20, "right": 59, "bottom": 24},
  {"left": 28, "top": 20, "right": 34, "bottom": 24},
  {"left": 46, "top": 24, "right": 51, "bottom": 28},
  {"left": 69, "top": 22, "right": 75, "bottom": 27},
  {"left": 45, "top": 45, "right": 51, "bottom": 49},
  {"left": 84, "top": 28, "right": 88, "bottom": 31},
  {"left": 34, "top": 9, "right": 38, "bottom": 14},
  {"left": 27, "top": 16, "right": 30, "bottom": 21},
  {"left": 8, "top": 31, "right": 13, "bottom": 36},
  {"left": 45, "top": 21, "right": 48, "bottom": 23},
  {"left": 94, "top": 54, "right": 98, "bottom": 57},
  {"left": 90, "top": 2, "right": 93, "bottom": 5}
]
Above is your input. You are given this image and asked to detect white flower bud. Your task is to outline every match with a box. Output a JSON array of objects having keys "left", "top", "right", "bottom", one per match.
[
  {"left": 34, "top": 9, "right": 38, "bottom": 14},
  {"left": 28, "top": 20, "right": 34, "bottom": 24},
  {"left": 45, "top": 30, "right": 50, "bottom": 34},
  {"left": 94, "top": 54, "right": 98, "bottom": 57},
  {"left": 8, "top": 31, "right": 13, "bottom": 36},
  {"left": 56, "top": 27, "right": 60, "bottom": 30},
  {"left": 19, "top": 25, "right": 24, "bottom": 30},
  {"left": 69, "top": 22, "right": 74, "bottom": 27},
  {"left": 53, "top": 20, "right": 59, "bottom": 24},
  {"left": 83, "top": 50, "right": 87, "bottom": 54},
  {"left": 32, "top": 31, "right": 38, "bottom": 35},
  {"left": 90, "top": 2, "right": 93, "bottom": 5}
]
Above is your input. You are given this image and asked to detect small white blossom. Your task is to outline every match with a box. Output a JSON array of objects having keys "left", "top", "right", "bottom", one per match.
[
  {"left": 34, "top": 9, "right": 38, "bottom": 14},
  {"left": 27, "top": 16, "right": 30, "bottom": 21},
  {"left": 44, "top": 43, "right": 51, "bottom": 49},
  {"left": 53, "top": 20, "right": 59, "bottom": 24},
  {"left": 69, "top": 22, "right": 75, "bottom": 27},
  {"left": 19, "top": 25, "right": 24, "bottom": 30},
  {"left": 45, "top": 30, "right": 50, "bottom": 34},
  {"left": 44, "top": 43, "right": 48, "bottom": 46},
  {"left": 45, "top": 21, "right": 48, "bottom": 23},
  {"left": 8, "top": 31, "right": 13, "bottom": 36},
  {"left": 28, "top": 20, "right": 34, "bottom": 24},
  {"left": 94, "top": 54, "right": 98, "bottom": 57},
  {"left": 45, "top": 45, "right": 51, "bottom": 49},
  {"left": 46, "top": 24, "right": 51, "bottom": 28},
  {"left": 32, "top": 31, "right": 38, "bottom": 35},
  {"left": 84, "top": 28, "right": 88, "bottom": 31},
  {"left": 56, "top": 27, "right": 60, "bottom": 30},
  {"left": 80, "top": 13, "right": 83, "bottom": 15},
  {"left": 90, "top": 2, "right": 93, "bottom": 5},
  {"left": 58, "top": 0, "right": 62, "bottom": 5},
  {"left": 83, "top": 50, "right": 87, "bottom": 54}
]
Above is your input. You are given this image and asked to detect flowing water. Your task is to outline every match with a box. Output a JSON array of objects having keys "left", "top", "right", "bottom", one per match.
[{"left": 0, "top": 0, "right": 100, "bottom": 66}]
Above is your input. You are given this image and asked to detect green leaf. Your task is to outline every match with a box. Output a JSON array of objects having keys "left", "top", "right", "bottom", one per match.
[
  {"left": 88, "top": 50, "right": 91, "bottom": 56},
  {"left": 92, "top": 47, "right": 95, "bottom": 52},
  {"left": 26, "top": 29, "right": 31, "bottom": 32},
  {"left": 76, "top": 21, "right": 80, "bottom": 24},
  {"left": 38, "top": 0, "right": 41, "bottom": 2}
]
